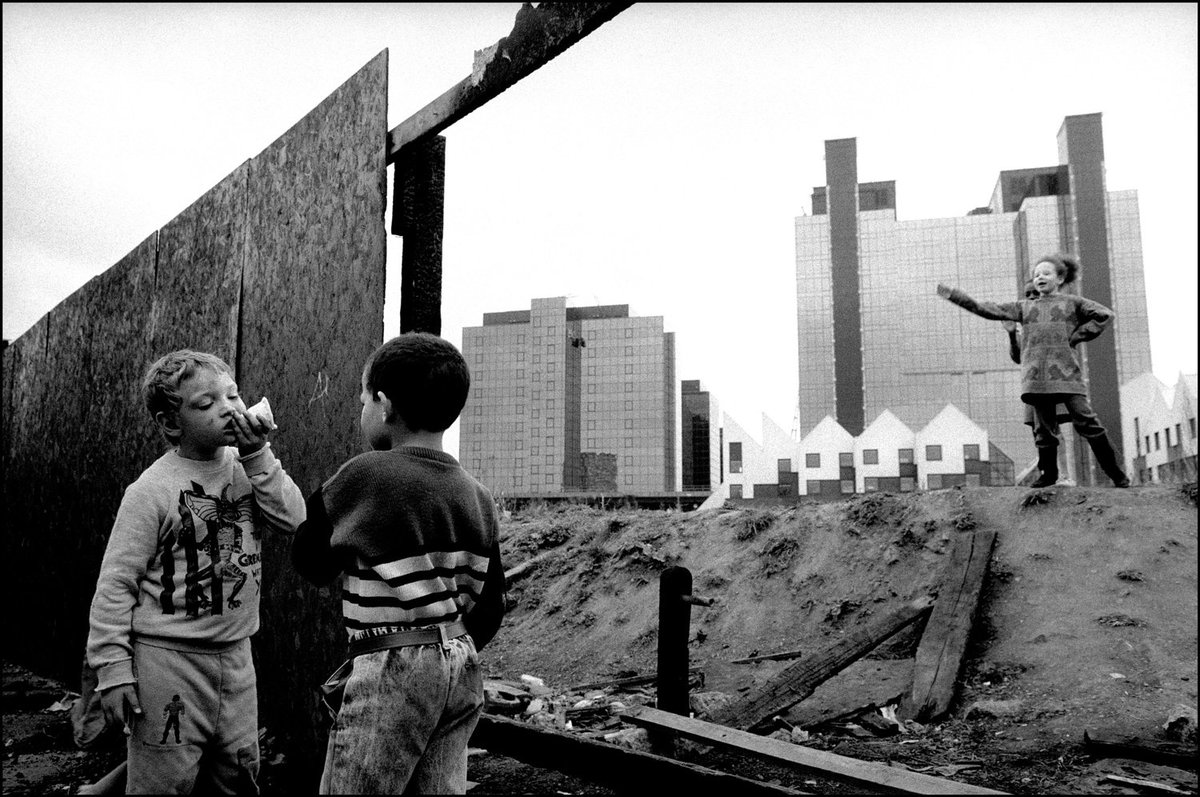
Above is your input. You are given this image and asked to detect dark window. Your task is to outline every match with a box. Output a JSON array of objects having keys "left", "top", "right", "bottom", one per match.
[
  {"left": 839, "top": 452, "right": 853, "bottom": 467},
  {"left": 1146, "top": 435, "right": 1152, "bottom": 453},
  {"left": 964, "top": 444, "right": 980, "bottom": 461},
  {"left": 1154, "top": 432, "right": 1160, "bottom": 451},
  {"left": 1176, "top": 424, "right": 1183, "bottom": 446},
  {"left": 729, "top": 442, "right": 742, "bottom": 474},
  {"left": 928, "top": 473, "right": 943, "bottom": 489},
  {"left": 966, "top": 473, "right": 982, "bottom": 487},
  {"left": 729, "top": 484, "right": 743, "bottom": 499},
  {"left": 899, "top": 476, "right": 915, "bottom": 492},
  {"left": 840, "top": 479, "right": 854, "bottom": 495},
  {"left": 899, "top": 448, "right": 914, "bottom": 464},
  {"left": 1190, "top": 418, "right": 1197, "bottom": 438},
  {"left": 806, "top": 480, "right": 822, "bottom": 494},
  {"left": 806, "top": 453, "right": 821, "bottom": 468},
  {"left": 778, "top": 458, "right": 792, "bottom": 474},
  {"left": 926, "top": 445, "right": 942, "bottom": 461},
  {"left": 863, "top": 448, "right": 879, "bottom": 465},
  {"left": 864, "top": 476, "right": 879, "bottom": 492}
]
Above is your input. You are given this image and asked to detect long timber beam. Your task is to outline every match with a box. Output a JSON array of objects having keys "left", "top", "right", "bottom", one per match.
[{"left": 386, "top": 2, "right": 634, "bottom": 163}]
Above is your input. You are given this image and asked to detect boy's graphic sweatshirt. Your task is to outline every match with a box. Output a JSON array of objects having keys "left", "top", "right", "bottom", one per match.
[
  {"left": 945, "top": 288, "right": 1113, "bottom": 399},
  {"left": 87, "top": 445, "right": 305, "bottom": 691}
]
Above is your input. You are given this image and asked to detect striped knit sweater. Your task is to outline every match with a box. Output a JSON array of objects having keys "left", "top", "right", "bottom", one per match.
[{"left": 291, "top": 447, "right": 505, "bottom": 649}]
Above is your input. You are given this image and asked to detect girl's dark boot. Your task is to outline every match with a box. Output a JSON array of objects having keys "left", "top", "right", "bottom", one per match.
[
  {"left": 1088, "top": 435, "right": 1132, "bottom": 487},
  {"left": 1030, "top": 446, "right": 1059, "bottom": 488}
]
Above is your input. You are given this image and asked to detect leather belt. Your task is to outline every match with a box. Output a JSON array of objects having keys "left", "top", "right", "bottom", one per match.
[{"left": 348, "top": 619, "right": 468, "bottom": 657}]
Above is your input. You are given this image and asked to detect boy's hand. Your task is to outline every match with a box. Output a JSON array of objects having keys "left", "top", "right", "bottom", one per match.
[
  {"left": 936, "top": 283, "right": 952, "bottom": 298},
  {"left": 231, "top": 406, "right": 271, "bottom": 457},
  {"left": 100, "top": 684, "right": 142, "bottom": 733}
]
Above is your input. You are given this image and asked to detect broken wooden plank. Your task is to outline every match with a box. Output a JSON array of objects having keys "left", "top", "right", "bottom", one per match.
[
  {"left": 709, "top": 595, "right": 935, "bottom": 731},
  {"left": 386, "top": 2, "right": 633, "bottom": 162},
  {"left": 899, "top": 530, "right": 997, "bottom": 723},
  {"left": 1083, "top": 729, "right": 1199, "bottom": 771},
  {"left": 471, "top": 714, "right": 806, "bottom": 795},
  {"left": 1101, "top": 774, "right": 1190, "bottom": 795},
  {"left": 733, "top": 647, "right": 805, "bottom": 665},
  {"left": 622, "top": 706, "right": 1007, "bottom": 795}
]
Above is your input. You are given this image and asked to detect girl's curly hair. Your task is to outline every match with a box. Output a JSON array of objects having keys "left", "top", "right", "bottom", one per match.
[{"left": 1034, "top": 253, "right": 1079, "bottom": 286}]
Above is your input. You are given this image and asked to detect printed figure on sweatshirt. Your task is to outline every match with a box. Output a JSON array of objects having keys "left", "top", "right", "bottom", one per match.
[
  {"left": 1004, "top": 280, "right": 1073, "bottom": 485},
  {"left": 938, "top": 253, "right": 1131, "bottom": 488},
  {"left": 86, "top": 350, "right": 305, "bottom": 794},
  {"left": 292, "top": 332, "right": 506, "bottom": 795}
]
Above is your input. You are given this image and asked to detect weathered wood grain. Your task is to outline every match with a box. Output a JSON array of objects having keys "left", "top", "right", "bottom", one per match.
[
  {"left": 472, "top": 713, "right": 805, "bottom": 796},
  {"left": 710, "top": 595, "right": 935, "bottom": 731},
  {"left": 899, "top": 529, "right": 997, "bottom": 723},
  {"left": 623, "top": 706, "right": 1008, "bottom": 795},
  {"left": 239, "top": 49, "right": 388, "bottom": 788},
  {"left": 151, "top": 161, "right": 247, "bottom": 361}
]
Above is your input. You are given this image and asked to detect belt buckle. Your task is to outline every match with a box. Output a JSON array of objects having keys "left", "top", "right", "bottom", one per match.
[{"left": 437, "top": 624, "right": 450, "bottom": 649}]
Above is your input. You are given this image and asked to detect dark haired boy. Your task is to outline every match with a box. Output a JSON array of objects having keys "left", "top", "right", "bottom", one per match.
[{"left": 292, "top": 332, "right": 506, "bottom": 794}]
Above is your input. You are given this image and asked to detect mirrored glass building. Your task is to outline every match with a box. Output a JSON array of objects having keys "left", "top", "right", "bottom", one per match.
[{"left": 795, "top": 113, "right": 1152, "bottom": 483}]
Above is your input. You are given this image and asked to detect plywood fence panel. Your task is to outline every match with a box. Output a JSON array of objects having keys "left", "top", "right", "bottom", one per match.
[
  {"left": 239, "top": 49, "right": 388, "bottom": 786},
  {"left": 7, "top": 286, "right": 94, "bottom": 680},
  {"left": 2, "top": 235, "right": 161, "bottom": 683},
  {"left": 76, "top": 238, "right": 163, "bottom": 642},
  {"left": 150, "top": 161, "right": 248, "bottom": 362},
  {"left": 2, "top": 52, "right": 389, "bottom": 779},
  {"left": 1, "top": 319, "right": 54, "bottom": 669}
]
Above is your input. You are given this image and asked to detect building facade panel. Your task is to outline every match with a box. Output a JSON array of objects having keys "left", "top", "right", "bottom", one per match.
[{"left": 461, "top": 298, "right": 677, "bottom": 496}]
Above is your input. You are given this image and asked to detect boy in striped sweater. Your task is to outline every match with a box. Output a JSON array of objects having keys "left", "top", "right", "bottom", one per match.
[{"left": 292, "top": 333, "right": 505, "bottom": 794}]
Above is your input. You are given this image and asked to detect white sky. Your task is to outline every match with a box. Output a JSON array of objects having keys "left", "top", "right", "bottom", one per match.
[{"left": 4, "top": 3, "right": 1197, "bottom": 457}]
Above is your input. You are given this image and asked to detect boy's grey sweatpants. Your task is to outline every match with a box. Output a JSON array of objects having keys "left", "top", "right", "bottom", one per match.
[{"left": 126, "top": 637, "right": 259, "bottom": 795}]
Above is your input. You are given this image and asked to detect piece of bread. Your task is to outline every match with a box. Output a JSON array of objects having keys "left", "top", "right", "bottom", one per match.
[{"left": 246, "top": 397, "right": 277, "bottom": 430}]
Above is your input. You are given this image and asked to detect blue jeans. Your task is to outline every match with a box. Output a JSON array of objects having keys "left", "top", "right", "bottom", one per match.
[{"left": 319, "top": 635, "right": 483, "bottom": 794}]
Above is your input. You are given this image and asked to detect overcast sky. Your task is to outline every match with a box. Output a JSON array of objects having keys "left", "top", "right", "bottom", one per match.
[{"left": 4, "top": 3, "right": 1197, "bottom": 454}]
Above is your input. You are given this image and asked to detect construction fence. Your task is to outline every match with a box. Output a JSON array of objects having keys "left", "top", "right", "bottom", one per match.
[{"left": 2, "top": 50, "right": 388, "bottom": 782}]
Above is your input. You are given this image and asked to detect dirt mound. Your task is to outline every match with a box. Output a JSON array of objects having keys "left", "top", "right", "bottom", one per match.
[{"left": 484, "top": 484, "right": 1197, "bottom": 791}]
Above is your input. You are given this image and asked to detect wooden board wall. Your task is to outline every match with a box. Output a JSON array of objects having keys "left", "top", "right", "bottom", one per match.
[
  {"left": 241, "top": 49, "right": 388, "bottom": 785},
  {"left": 1, "top": 53, "right": 388, "bottom": 782}
]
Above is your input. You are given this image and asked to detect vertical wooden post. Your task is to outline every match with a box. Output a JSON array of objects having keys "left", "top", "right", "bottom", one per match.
[
  {"left": 657, "top": 566, "right": 693, "bottom": 716},
  {"left": 392, "top": 134, "right": 445, "bottom": 335}
]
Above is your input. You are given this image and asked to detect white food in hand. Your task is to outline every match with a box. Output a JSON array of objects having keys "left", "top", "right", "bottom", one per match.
[{"left": 246, "top": 397, "right": 277, "bottom": 430}]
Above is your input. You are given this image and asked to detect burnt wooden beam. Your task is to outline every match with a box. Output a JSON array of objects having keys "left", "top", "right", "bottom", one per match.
[
  {"left": 386, "top": 2, "right": 634, "bottom": 162},
  {"left": 470, "top": 714, "right": 806, "bottom": 795},
  {"left": 622, "top": 706, "right": 1008, "bottom": 795},
  {"left": 1082, "top": 729, "right": 1199, "bottom": 771},
  {"left": 899, "top": 530, "right": 996, "bottom": 723},
  {"left": 709, "top": 595, "right": 935, "bottom": 732},
  {"left": 393, "top": 134, "right": 445, "bottom": 334}
]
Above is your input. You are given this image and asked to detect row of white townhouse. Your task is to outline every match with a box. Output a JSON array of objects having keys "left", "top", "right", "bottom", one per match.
[
  {"left": 711, "top": 404, "right": 1014, "bottom": 503},
  {"left": 1120, "top": 372, "right": 1198, "bottom": 485}
]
